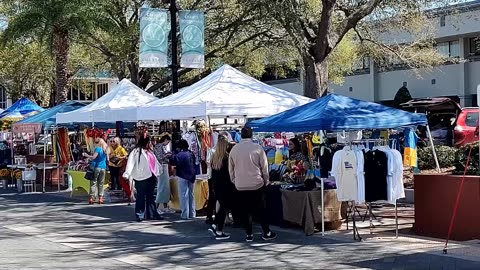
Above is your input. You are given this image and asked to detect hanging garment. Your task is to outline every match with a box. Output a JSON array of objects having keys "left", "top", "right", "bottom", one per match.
[
  {"left": 379, "top": 130, "right": 390, "bottom": 140},
  {"left": 391, "top": 149, "right": 406, "bottom": 201},
  {"left": 211, "top": 131, "right": 219, "bottom": 147},
  {"left": 354, "top": 149, "right": 366, "bottom": 204},
  {"left": 274, "top": 148, "right": 283, "bottom": 165},
  {"left": 182, "top": 132, "right": 201, "bottom": 165},
  {"left": 377, "top": 147, "right": 396, "bottom": 203},
  {"left": 314, "top": 146, "right": 332, "bottom": 178},
  {"left": 337, "top": 131, "right": 362, "bottom": 144},
  {"left": 333, "top": 149, "right": 358, "bottom": 201},
  {"left": 403, "top": 127, "right": 418, "bottom": 168},
  {"left": 364, "top": 150, "right": 388, "bottom": 202}
]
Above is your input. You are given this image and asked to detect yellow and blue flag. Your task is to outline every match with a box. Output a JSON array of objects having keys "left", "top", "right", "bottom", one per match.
[{"left": 403, "top": 128, "right": 418, "bottom": 168}]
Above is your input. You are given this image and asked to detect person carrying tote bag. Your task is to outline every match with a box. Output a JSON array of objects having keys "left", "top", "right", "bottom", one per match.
[{"left": 83, "top": 138, "right": 109, "bottom": 205}]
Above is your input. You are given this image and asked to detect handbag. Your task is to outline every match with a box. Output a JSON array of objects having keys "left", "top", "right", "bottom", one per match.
[
  {"left": 85, "top": 163, "right": 95, "bottom": 181},
  {"left": 84, "top": 168, "right": 95, "bottom": 181}
]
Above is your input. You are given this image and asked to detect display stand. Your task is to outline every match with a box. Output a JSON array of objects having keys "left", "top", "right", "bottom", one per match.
[{"left": 348, "top": 200, "right": 399, "bottom": 240}]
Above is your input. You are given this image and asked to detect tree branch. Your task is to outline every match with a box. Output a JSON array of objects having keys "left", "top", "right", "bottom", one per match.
[{"left": 333, "top": 0, "right": 384, "bottom": 47}]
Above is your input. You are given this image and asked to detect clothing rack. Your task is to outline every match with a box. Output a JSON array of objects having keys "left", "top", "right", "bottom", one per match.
[{"left": 342, "top": 138, "right": 401, "bottom": 241}]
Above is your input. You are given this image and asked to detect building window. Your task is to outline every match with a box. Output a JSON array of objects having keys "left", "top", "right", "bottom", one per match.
[
  {"left": 440, "top": 15, "right": 446, "bottom": 27},
  {"left": 0, "top": 85, "right": 7, "bottom": 109},
  {"left": 469, "top": 37, "right": 480, "bottom": 56},
  {"left": 96, "top": 83, "right": 108, "bottom": 100},
  {"left": 437, "top": 40, "right": 459, "bottom": 58},
  {"left": 69, "top": 82, "right": 94, "bottom": 101}
]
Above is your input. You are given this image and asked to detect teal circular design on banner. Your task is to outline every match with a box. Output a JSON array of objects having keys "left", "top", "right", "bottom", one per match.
[
  {"left": 142, "top": 23, "right": 165, "bottom": 48},
  {"left": 182, "top": 25, "right": 203, "bottom": 49}
]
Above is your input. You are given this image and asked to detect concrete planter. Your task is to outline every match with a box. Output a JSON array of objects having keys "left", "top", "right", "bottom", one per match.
[{"left": 414, "top": 174, "right": 480, "bottom": 241}]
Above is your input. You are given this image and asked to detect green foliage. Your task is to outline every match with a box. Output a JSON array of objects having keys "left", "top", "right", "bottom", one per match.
[
  {"left": 454, "top": 142, "right": 480, "bottom": 175},
  {"left": 1, "top": 0, "right": 97, "bottom": 47},
  {"left": 0, "top": 42, "right": 53, "bottom": 106},
  {"left": 328, "top": 32, "right": 358, "bottom": 84},
  {"left": 1, "top": 0, "right": 100, "bottom": 103},
  {"left": 418, "top": 145, "right": 457, "bottom": 170}
]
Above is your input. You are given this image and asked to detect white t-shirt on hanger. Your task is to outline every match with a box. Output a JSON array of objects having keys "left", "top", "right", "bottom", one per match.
[
  {"left": 354, "top": 149, "right": 365, "bottom": 204},
  {"left": 334, "top": 150, "right": 358, "bottom": 201},
  {"left": 391, "top": 149, "right": 406, "bottom": 201}
]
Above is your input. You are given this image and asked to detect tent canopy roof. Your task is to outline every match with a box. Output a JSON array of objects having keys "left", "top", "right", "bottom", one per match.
[
  {"left": 148, "top": 64, "right": 312, "bottom": 118},
  {"left": 247, "top": 94, "right": 428, "bottom": 132},
  {"left": 15, "top": 101, "right": 86, "bottom": 129},
  {"left": 0, "top": 97, "right": 44, "bottom": 120},
  {"left": 56, "top": 79, "right": 159, "bottom": 124}
]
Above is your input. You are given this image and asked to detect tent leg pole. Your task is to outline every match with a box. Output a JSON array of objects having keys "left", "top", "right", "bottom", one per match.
[
  {"left": 426, "top": 124, "right": 440, "bottom": 172},
  {"left": 43, "top": 129, "right": 47, "bottom": 193},
  {"left": 321, "top": 177, "right": 325, "bottom": 236}
]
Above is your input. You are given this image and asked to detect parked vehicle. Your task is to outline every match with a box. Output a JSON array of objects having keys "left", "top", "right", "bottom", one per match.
[
  {"left": 453, "top": 107, "right": 479, "bottom": 146},
  {"left": 401, "top": 98, "right": 479, "bottom": 146}
]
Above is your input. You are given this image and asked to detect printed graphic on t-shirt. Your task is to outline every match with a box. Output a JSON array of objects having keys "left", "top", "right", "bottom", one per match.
[{"left": 344, "top": 162, "right": 353, "bottom": 169}]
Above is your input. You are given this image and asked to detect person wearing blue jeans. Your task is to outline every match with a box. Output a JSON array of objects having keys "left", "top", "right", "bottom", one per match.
[
  {"left": 134, "top": 175, "right": 158, "bottom": 220},
  {"left": 172, "top": 139, "right": 196, "bottom": 220},
  {"left": 177, "top": 177, "right": 195, "bottom": 219}
]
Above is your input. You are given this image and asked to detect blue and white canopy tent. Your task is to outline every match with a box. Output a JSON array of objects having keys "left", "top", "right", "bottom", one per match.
[
  {"left": 0, "top": 97, "right": 44, "bottom": 121},
  {"left": 248, "top": 93, "right": 439, "bottom": 237},
  {"left": 247, "top": 94, "right": 428, "bottom": 132},
  {"left": 248, "top": 93, "right": 437, "bottom": 169}
]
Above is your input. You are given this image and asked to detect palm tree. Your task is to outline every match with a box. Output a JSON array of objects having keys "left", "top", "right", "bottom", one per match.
[{"left": 1, "top": 0, "right": 95, "bottom": 104}]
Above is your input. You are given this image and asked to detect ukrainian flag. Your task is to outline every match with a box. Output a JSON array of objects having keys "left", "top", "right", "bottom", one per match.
[{"left": 403, "top": 127, "right": 418, "bottom": 168}]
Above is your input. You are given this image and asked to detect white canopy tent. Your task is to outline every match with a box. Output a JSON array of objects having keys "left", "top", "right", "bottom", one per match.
[
  {"left": 136, "top": 64, "right": 313, "bottom": 120},
  {"left": 56, "top": 79, "right": 159, "bottom": 124},
  {"left": 117, "top": 103, "right": 207, "bottom": 121}
]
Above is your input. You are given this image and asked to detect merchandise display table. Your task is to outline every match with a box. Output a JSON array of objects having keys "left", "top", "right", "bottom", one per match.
[
  {"left": 281, "top": 189, "right": 342, "bottom": 235},
  {"left": 169, "top": 176, "right": 209, "bottom": 211},
  {"left": 67, "top": 170, "right": 110, "bottom": 195}
]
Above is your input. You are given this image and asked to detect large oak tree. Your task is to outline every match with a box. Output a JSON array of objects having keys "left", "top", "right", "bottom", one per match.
[{"left": 240, "top": 0, "right": 452, "bottom": 98}]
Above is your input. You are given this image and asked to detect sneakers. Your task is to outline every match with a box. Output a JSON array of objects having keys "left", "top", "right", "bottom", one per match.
[
  {"left": 262, "top": 231, "right": 277, "bottom": 241},
  {"left": 208, "top": 225, "right": 217, "bottom": 236},
  {"left": 157, "top": 208, "right": 165, "bottom": 215},
  {"left": 208, "top": 225, "right": 230, "bottom": 240},
  {"left": 88, "top": 197, "right": 94, "bottom": 205},
  {"left": 163, "top": 208, "right": 175, "bottom": 214},
  {"left": 215, "top": 232, "right": 230, "bottom": 240},
  {"left": 246, "top": 235, "right": 254, "bottom": 242},
  {"left": 98, "top": 196, "right": 104, "bottom": 204}
]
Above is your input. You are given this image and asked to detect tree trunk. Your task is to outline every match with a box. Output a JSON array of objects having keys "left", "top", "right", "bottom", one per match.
[
  {"left": 53, "top": 27, "right": 70, "bottom": 105},
  {"left": 303, "top": 56, "right": 329, "bottom": 99}
]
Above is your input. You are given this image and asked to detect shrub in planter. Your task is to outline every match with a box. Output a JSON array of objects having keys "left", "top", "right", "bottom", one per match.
[
  {"left": 418, "top": 146, "right": 457, "bottom": 170},
  {"left": 453, "top": 142, "right": 480, "bottom": 175}
]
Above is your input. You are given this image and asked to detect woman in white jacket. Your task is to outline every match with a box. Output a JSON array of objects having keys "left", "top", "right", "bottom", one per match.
[{"left": 123, "top": 135, "right": 163, "bottom": 222}]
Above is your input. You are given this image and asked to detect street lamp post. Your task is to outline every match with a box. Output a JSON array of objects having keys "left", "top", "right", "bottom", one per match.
[{"left": 169, "top": 0, "right": 179, "bottom": 94}]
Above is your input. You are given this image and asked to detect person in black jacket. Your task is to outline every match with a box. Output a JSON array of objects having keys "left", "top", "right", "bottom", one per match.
[{"left": 208, "top": 136, "right": 236, "bottom": 240}]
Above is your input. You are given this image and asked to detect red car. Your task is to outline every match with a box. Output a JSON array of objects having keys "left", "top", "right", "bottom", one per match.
[
  {"left": 402, "top": 98, "right": 479, "bottom": 146},
  {"left": 453, "top": 107, "right": 479, "bottom": 146}
]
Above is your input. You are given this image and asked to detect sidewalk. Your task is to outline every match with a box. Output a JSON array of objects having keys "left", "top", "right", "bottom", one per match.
[{"left": 0, "top": 191, "right": 479, "bottom": 269}]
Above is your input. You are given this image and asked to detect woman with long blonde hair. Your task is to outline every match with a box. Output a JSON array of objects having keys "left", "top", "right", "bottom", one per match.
[
  {"left": 83, "top": 138, "right": 109, "bottom": 205},
  {"left": 208, "top": 136, "right": 236, "bottom": 240}
]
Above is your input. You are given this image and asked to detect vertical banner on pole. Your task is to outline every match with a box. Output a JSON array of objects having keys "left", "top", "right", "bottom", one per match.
[
  {"left": 179, "top": 10, "right": 205, "bottom": 68},
  {"left": 139, "top": 8, "right": 170, "bottom": 68}
]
